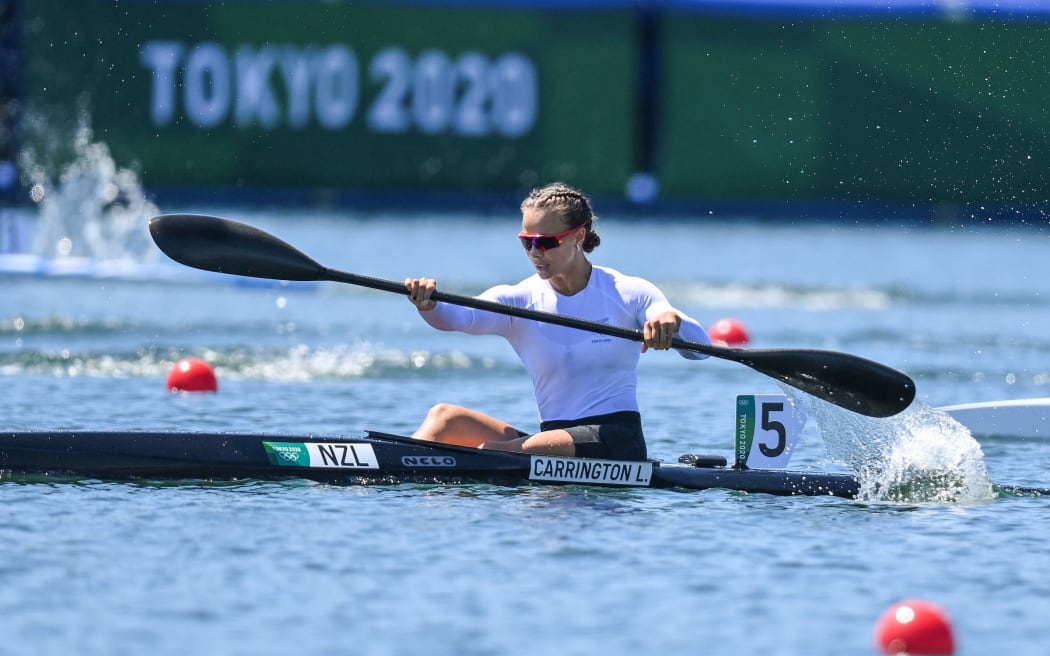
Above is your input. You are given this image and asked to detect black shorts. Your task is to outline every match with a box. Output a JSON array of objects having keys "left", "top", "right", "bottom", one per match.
[{"left": 536, "top": 411, "right": 647, "bottom": 461}]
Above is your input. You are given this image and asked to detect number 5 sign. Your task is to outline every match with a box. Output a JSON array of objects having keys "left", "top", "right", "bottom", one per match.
[{"left": 734, "top": 394, "right": 807, "bottom": 469}]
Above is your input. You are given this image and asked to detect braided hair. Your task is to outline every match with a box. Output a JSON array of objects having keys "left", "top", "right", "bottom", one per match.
[{"left": 520, "top": 182, "right": 601, "bottom": 253}]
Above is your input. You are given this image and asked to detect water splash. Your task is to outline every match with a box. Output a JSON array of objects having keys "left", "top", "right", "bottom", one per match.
[
  {"left": 19, "top": 111, "right": 159, "bottom": 261},
  {"left": 792, "top": 393, "right": 995, "bottom": 503}
]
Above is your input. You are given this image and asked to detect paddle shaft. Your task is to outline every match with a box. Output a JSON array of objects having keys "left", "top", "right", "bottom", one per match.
[
  {"left": 324, "top": 267, "right": 715, "bottom": 356},
  {"left": 149, "top": 213, "right": 917, "bottom": 417},
  {"left": 306, "top": 267, "right": 917, "bottom": 417}
]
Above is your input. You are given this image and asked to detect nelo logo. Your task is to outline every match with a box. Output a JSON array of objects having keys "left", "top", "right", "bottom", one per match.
[{"left": 402, "top": 456, "right": 456, "bottom": 467}]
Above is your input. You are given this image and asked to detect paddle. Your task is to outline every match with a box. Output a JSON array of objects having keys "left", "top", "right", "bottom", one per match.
[{"left": 149, "top": 213, "right": 916, "bottom": 418}]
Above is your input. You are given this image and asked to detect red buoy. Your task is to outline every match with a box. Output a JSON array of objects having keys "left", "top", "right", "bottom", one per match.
[
  {"left": 166, "top": 357, "right": 218, "bottom": 393},
  {"left": 874, "top": 599, "right": 955, "bottom": 655},
  {"left": 708, "top": 318, "right": 751, "bottom": 346}
]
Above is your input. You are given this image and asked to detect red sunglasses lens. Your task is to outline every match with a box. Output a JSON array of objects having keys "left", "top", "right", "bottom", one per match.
[{"left": 520, "top": 236, "right": 561, "bottom": 252}]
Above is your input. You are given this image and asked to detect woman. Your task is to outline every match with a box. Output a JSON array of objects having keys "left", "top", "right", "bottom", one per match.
[{"left": 404, "top": 182, "right": 709, "bottom": 461}]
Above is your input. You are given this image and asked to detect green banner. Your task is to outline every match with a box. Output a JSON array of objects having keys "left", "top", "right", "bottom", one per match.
[
  {"left": 24, "top": 1, "right": 637, "bottom": 196},
  {"left": 658, "top": 11, "right": 1050, "bottom": 208},
  {"left": 24, "top": 3, "right": 1048, "bottom": 210}
]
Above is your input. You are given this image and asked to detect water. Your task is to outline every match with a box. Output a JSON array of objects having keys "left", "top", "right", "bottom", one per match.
[
  {"left": 3, "top": 199, "right": 1050, "bottom": 654},
  {"left": 19, "top": 112, "right": 160, "bottom": 262}
]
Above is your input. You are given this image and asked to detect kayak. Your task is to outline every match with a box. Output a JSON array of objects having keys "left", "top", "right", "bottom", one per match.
[
  {"left": 4, "top": 429, "right": 1047, "bottom": 498},
  {"left": 940, "top": 398, "right": 1049, "bottom": 439},
  {"left": 0, "top": 429, "right": 861, "bottom": 498}
]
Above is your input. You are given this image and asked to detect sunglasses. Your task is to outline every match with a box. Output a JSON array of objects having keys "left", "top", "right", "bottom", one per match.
[{"left": 517, "top": 225, "right": 581, "bottom": 253}]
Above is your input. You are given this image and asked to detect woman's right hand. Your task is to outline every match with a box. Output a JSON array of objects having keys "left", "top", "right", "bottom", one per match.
[{"left": 405, "top": 277, "right": 437, "bottom": 311}]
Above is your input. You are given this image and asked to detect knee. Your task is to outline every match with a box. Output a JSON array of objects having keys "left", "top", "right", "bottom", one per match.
[
  {"left": 422, "top": 403, "right": 465, "bottom": 428},
  {"left": 414, "top": 403, "right": 469, "bottom": 442}
]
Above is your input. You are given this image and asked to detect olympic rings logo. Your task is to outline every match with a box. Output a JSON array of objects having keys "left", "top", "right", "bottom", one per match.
[{"left": 265, "top": 445, "right": 305, "bottom": 463}]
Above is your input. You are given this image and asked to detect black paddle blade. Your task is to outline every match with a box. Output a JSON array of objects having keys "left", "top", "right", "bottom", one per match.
[
  {"left": 738, "top": 348, "right": 916, "bottom": 418},
  {"left": 149, "top": 214, "right": 326, "bottom": 281}
]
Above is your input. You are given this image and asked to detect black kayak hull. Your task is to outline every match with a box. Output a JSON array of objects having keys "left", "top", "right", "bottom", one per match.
[{"left": 0, "top": 430, "right": 860, "bottom": 497}]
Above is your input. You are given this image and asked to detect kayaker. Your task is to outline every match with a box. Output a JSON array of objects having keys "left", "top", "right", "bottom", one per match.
[{"left": 404, "top": 182, "right": 710, "bottom": 461}]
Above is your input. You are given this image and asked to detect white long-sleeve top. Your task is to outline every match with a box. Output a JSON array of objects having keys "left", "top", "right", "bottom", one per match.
[{"left": 419, "top": 265, "right": 709, "bottom": 422}]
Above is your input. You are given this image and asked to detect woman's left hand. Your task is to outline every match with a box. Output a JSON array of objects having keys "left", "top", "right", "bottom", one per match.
[{"left": 642, "top": 311, "right": 682, "bottom": 352}]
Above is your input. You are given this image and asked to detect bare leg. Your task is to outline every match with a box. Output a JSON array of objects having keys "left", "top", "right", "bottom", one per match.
[
  {"left": 412, "top": 403, "right": 523, "bottom": 448},
  {"left": 478, "top": 429, "right": 576, "bottom": 457}
]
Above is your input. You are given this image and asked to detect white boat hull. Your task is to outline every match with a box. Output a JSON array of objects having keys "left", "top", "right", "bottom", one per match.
[{"left": 940, "top": 398, "right": 1050, "bottom": 439}]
